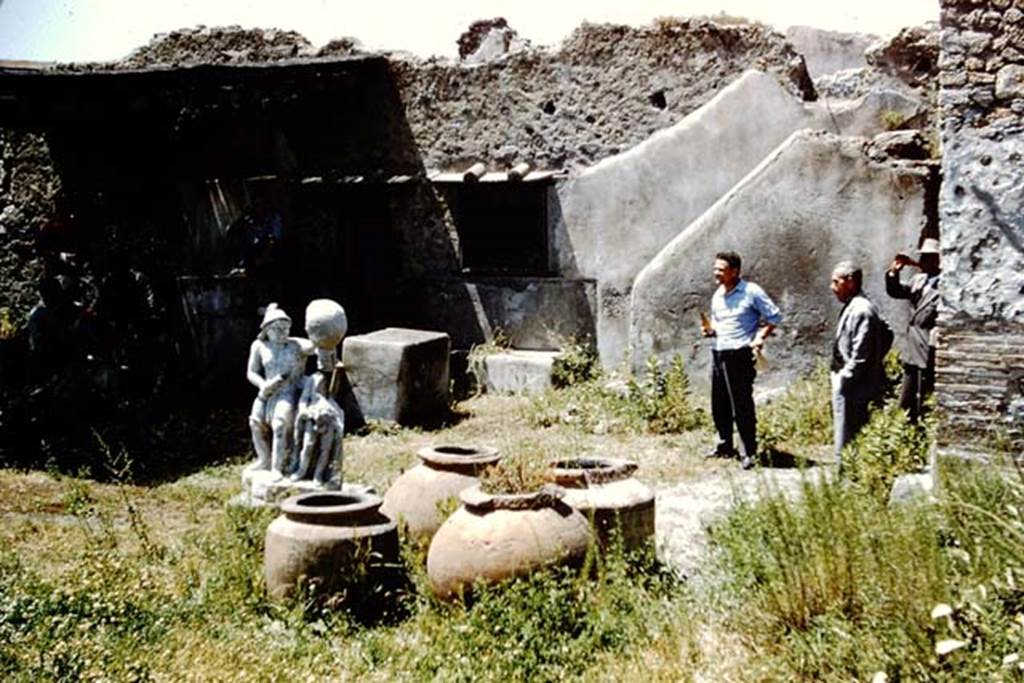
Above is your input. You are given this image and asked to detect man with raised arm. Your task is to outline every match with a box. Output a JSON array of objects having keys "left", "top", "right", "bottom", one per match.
[{"left": 885, "top": 238, "right": 941, "bottom": 423}]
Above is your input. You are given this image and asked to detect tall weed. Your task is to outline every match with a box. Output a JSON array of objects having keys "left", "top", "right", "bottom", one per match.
[
  {"left": 757, "top": 363, "right": 833, "bottom": 453},
  {"left": 843, "top": 402, "right": 932, "bottom": 499},
  {"left": 708, "top": 476, "right": 947, "bottom": 679}
]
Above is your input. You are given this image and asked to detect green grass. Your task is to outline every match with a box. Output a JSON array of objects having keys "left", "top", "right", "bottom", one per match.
[
  {"left": 757, "top": 362, "right": 833, "bottom": 456},
  {"left": 4, "top": 362, "right": 1023, "bottom": 680},
  {"left": 0, "top": 496, "right": 696, "bottom": 681},
  {"left": 707, "top": 474, "right": 947, "bottom": 680},
  {"left": 523, "top": 355, "right": 708, "bottom": 437},
  {"left": 701, "top": 448, "right": 1024, "bottom": 681}
]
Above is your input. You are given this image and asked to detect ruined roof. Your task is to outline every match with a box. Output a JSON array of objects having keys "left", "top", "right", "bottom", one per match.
[{"left": 0, "top": 54, "right": 386, "bottom": 125}]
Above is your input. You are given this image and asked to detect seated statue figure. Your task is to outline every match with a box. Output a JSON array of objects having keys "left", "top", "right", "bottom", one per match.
[
  {"left": 291, "top": 364, "right": 345, "bottom": 485},
  {"left": 246, "top": 303, "right": 313, "bottom": 477},
  {"left": 289, "top": 299, "right": 348, "bottom": 486}
]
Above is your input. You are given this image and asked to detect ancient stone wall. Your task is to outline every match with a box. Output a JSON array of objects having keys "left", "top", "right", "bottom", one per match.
[
  {"left": 937, "top": 0, "right": 1024, "bottom": 453},
  {"left": 0, "top": 131, "right": 58, "bottom": 326},
  {"left": 392, "top": 20, "right": 813, "bottom": 174}
]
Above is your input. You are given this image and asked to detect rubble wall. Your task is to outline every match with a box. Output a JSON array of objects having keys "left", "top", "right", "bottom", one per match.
[
  {"left": 0, "top": 131, "right": 58, "bottom": 326},
  {"left": 392, "top": 20, "right": 813, "bottom": 174},
  {"left": 937, "top": 0, "right": 1024, "bottom": 454}
]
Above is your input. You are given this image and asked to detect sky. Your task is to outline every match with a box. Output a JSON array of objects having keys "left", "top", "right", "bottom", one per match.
[{"left": 0, "top": 0, "right": 939, "bottom": 63}]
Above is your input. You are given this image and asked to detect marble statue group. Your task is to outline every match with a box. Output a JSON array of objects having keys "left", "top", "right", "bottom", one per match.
[{"left": 245, "top": 299, "right": 348, "bottom": 488}]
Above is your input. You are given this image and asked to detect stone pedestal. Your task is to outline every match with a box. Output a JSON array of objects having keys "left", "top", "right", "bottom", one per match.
[
  {"left": 342, "top": 327, "right": 451, "bottom": 425},
  {"left": 477, "top": 350, "right": 559, "bottom": 394},
  {"left": 234, "top": 469, "right": 374, "bottom": 508}
]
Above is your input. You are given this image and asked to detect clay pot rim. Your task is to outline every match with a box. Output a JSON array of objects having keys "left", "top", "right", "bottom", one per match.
[
  {"left": 281, "top": 491, "right": 384, "bottom": 519},
  {"left": 550, "top": 457, "right": 639, "bottom": 487},
  {"left": 418, "top": 445, "right": 500, "bottom": 468},
  {"left": 460, "top": 483, "right": 565, "bottom": 511}
]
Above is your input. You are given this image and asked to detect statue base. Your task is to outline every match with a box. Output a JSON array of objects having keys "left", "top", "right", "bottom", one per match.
[{"left": 232, "top": 468, "right": 375, "bottom": 508}]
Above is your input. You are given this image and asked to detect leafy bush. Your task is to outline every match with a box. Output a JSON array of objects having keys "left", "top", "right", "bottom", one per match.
[
  {"left": 843, "top": 401, "right": 932, "bottom": 499},
  {"left": 551, "top": 340, "right": 598, "bottom": 389},
  {"left": 524, "top": 355, "right": 707, "bottom": 436},
  {"left": 629, "top": 356, "right": 708, "bottom": 434}
]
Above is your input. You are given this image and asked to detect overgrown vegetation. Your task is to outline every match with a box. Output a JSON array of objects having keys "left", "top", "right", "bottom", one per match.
[
  {"left": 524, "top": 355, "right": 707, "bottom": 436},
  {"left": 843, "top": 401, "right": 933, "bottom": 499},
  {"left": 705, "top": 449, "right": 1024, "bottom": 680},
  {"left": 6, "top": 356, "right": 1023, "bottom": 680},
  {"left": 478, "top": 438, "right": 554, "bottom": 495},
  {"left": 708, "top": 476, "right": 947, "bottom": 680},
  {"left": 0, "top": 466, "right": 695, "bottom": 680},
  {"left": 551, "top": 339, "right": 598, "bottom": 389},
  {"left": 881, "top": 109, "right": 910, "bottom": 131},
  {"left": 756, "top": 362, "right": 833, "bottom": 456}
]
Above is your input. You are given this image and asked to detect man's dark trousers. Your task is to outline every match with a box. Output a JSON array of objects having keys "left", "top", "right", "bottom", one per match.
[
  {"left": 898, "top": 350, "right": 935, "bottom": 423},
  {"left": 711, "top": 347, "right": 757, "bottom": 457}
]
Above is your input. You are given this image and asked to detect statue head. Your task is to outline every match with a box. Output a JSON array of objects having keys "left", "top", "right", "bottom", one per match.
[
  {"left": 259, "top": 303, "right": 292, "bottom": 340},
  {"left": 305, "top": 299, "right": 347, "bottom": 371}
]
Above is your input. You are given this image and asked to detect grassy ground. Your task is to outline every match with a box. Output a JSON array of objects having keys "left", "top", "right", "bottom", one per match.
[
  {"left": 0, "top": 391, "right": 718, "bottom": 681},
  {"left": 1, "top": 364, "right": 1019, "bottom": 681}
]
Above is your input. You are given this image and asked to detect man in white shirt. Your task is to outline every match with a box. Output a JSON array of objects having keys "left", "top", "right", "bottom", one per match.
[{"left": 702, "top": 251, "right": 783, "bottom": 470}]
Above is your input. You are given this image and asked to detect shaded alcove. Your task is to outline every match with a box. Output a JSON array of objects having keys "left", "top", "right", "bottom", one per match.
[{"left": 0, "top": 56, "right": 456, "bottom": 476}]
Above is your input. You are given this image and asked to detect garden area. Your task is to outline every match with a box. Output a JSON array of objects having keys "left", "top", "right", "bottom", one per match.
[{"left": 1, "top": 357, "right": 1021, "bottom": 681}]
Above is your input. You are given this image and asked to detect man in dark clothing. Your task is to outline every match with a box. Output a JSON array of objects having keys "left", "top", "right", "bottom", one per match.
[{"left": 885, "top": 238, "right": 941, "bottom": 423}]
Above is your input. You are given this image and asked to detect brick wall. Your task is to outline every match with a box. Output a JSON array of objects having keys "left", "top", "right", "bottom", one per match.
[{"left": 938, "top": 0, "right": 1024, "bottom": 454}]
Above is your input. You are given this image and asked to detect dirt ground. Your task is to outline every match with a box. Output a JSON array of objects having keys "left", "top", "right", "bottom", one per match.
[{"left": 0, "top": 393, "right": 830, "bottom": 579}]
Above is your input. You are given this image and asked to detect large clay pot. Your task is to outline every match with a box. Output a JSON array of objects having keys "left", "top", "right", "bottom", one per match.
[
  {"left": 264, "top": 491, "right": 398, "bottom": 601},
  {"left": 426, "top": 485, "right": 593, "bottom": 600},
  {"left": 550, "top": 457, "right": 655, "bottom": 552},
  {"left": 381, "top": 445, "right": 500, "bottom": 542}
]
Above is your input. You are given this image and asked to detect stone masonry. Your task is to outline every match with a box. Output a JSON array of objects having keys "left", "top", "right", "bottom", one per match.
[{"left": 938, "top": 0, "right": 1024, "bottom": 454}]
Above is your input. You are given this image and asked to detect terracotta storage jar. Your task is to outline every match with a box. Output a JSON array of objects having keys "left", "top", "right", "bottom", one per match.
[
  {"left": 264, "top": 491, "right": 398, "bottom": 601},
  {"left": 381, "top": 445, "right": 500, "bottom": 542},
  {"left": 426, "top": 484, "right": 592, "bottom": 600},
  {"left": 549, "top": 457, "right": 655, "bottom": 552}
]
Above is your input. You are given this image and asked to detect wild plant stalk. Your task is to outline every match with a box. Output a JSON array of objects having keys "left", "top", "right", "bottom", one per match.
[{"left": 708, "top": 475, "right": 947, "bottom": 679}]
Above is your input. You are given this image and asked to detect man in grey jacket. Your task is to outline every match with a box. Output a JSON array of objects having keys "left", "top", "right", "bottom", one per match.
[
  {"left": 830, "top": 261, "right": 889, "bottom": 464},
  {"left": 885, "top": 238, "right": 940, "bottom": 423}
]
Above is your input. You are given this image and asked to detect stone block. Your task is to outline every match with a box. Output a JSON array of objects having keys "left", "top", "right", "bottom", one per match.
[
  {"left": 476, "top": 350, "right": 560, "bottom": 394},
  {"left": 888, "top": 472, "right": 936, "bottom": 506},
  {"left": 996, "top": 63, "right": 1024, "bottom": 98},
  {"left": 341, "top": 328, "right": 451, "bottom": 425}
]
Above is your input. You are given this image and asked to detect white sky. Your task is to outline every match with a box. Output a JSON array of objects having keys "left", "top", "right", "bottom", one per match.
[{"left": 0, "top": 0, "right": 939, "bottom": 63}]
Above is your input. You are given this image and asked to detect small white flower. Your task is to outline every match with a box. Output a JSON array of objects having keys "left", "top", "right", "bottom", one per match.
[
  {"left": 871, "top": 672, "right": 888, "bottom": 683},
  {"left": 930, "top": 603, "right": 953, "bottom": 619},
  {"left": 1003, "top": 653, "right": 1020, "bottom": 667},
  {"left": 935, "top": 639, "right": 968, "bottom": 656}
]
